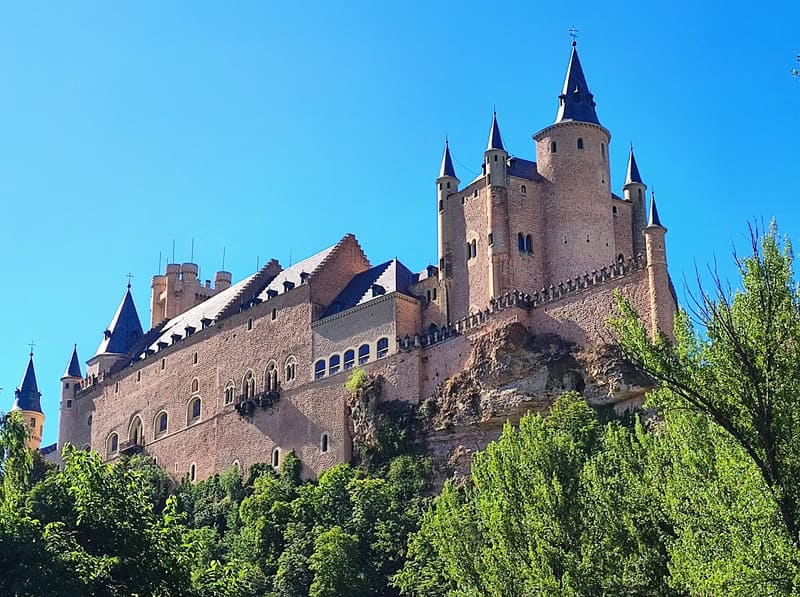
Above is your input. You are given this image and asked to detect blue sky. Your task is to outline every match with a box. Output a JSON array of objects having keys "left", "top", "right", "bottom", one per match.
[{"left": 1, "top": 1, "right": 798, "bottom": 446}]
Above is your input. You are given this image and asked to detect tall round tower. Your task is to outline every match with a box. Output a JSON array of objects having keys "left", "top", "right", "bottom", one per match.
[
  {"left": 623, "top": 145, "right": 648, "bottom": 257},
  {"left": 484, "top": 112, "right": 511, "bottom": 298},
  {"left": 12, "top": 351, "right": 45, "bottom": 450},
  {"left": 436, "top": 138, "right": 459, "bottom": 324},
  {"left": 534, "top": 41, "right": 615, "bottom": 285},
  {"left": 58, "top": 345, "right": 83, "bottom": 453}
]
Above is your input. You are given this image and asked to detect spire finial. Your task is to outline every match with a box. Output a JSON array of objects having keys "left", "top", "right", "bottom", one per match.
[
  {"left": 28, "top": 341, "right": 35, "bottom": 357},
  {"left": 487, "top": 111, "right": 505, "bottom": 151},
  {"left": 568, "top": 27, "right": 579, "bottom": 46},
  {"left": 126, "top": 272, "right": 133, "bottom": 289},
  {"left": 439, "top": 136, "right": 457, "bottom": 178}
]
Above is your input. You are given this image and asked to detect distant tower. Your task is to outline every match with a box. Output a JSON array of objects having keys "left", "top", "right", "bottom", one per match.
[
  {"left": 643, "top": 193, "right": 674, "bottom": 338},
  {"left": 12, "top": 351, "right": 44, "bottom": 450},
  {"left": 533, "top": 41, "right": 615, "bottom": 284},
  {"left": 58, "top": 344, "right": 83, "bottom": 451},
  {"left": 623, "top": 145, "right": 647, "bottom": 257},
  {"left": 436, "top": 138, "right": 459, "bottom": 324},
  {"left": 484, "top": 112, "right": 511, "bottom": 298},
  {"left": 87, "top": 283, "right": 144, "bottom": 378}
]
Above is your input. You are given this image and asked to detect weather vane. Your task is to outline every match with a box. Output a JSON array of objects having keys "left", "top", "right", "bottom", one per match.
[{"left": 569, "top": 27, "right": 579, "bottom": 45}]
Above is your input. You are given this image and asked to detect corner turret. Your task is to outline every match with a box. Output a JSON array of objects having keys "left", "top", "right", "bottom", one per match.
[
  {"left": 485, "top": 111, "right": 508, "bottom": 188},
  {"left": 436, "top": 138, "right": 459, "bottom": 323},
  {"left": 484, "top": 111, "right": 511, "bottom": 298},
  {"left": 624, "top": 145, "right": 648, "bottom": 256},
  {"left": 12, "top": 351, "right": 45, "bottom": 450},
  {"left": 643, "top": 192, "right": 674, "bottom": 339}
]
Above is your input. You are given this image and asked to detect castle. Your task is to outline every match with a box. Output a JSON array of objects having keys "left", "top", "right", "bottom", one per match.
[{"left": 10, "top": 42, "right": 676, "bottom": 481}]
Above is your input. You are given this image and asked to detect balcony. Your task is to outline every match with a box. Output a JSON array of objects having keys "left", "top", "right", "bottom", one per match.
[
  {"left": 119, "top": 439, "right": 145, "bottom": 456},
  {"left": 234, "top": 388, "right": 280, "bottom": 417}
]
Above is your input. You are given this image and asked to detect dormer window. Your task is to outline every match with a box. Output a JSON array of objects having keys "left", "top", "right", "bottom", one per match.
[
  {"left": 300, "top": 272, "right": 310, "bottom": 284},
  {"left": 267, "top": 289, "right": 278, "bottom": 299},
  {"left": 371, "top": 284, "right": 385, "bottom": 297},
  {"left": 283, "top": 281, "right": 295, "bottom": 292}
]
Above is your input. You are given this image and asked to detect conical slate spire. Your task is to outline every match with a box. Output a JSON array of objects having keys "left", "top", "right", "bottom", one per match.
[
  {"left": 439, "top": 138, "right": 457, "bottom": 178},
  {"left": 486, "top": 111, "right": 505, "bottom": 151},
  {"left": 95, "top": 286, "right": 144, "bottom": 356},
  {"left": 648, "top": 192, "right": 664, "bottom": 227},
  {"left": 556, "top": 42, "right": 600, "bottom": 125},
  {"left": 63, "top": 345, "right": 82, "bottom": 379},
  {"left": 13, "top": 352, "right": 42, "bottom": 413},
  {"left": 625, "top": 145, "right": 643, "bottom": 185}
]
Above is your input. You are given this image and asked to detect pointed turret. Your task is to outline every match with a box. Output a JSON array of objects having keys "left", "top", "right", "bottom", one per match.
[
  {"left": 439, "top": 138, "right": 457, "bottom": 178},
  {"left": 487, "top": 111, "right": 505, "bottom": 151},
  {"left": 87, "top": 284, "right": 145, "bottom": 378},
  {"left": 12, "top": 351, "right": 45, "bottom": 450},
  {"left": 13, "top": 352, "right": 42, "bottom": 414},
  {"left": 95, "top": 285, "right": 144, "bottom": 357},
  {"left": 63, "top": 345, "right": 82, "bottom": 379},
  {"left": 625, "top": 145, "right": 643, "bottom": 185},
  {"left": 648, "top": 192, "right": 664, "bottom": 228},
  {"left": 555, "top": 42, "right": 600, "bottom": 125}
]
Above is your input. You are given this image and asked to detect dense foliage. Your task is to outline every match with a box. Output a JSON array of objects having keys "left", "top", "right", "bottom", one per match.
[{"left": 4, "top": 223, "right": 800, "bottom": 595}]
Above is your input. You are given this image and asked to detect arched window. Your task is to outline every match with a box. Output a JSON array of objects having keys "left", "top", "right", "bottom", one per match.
[
  {"left": 243, "top": 371, "right": 255, "bottom": 398},
  {"left": 550, "top": 141, "right": 557, "bottom": 153},
  {"left": 377, "top": 337, "right": 389, "bottom": 359},
  {"left": 525, "top": 234, "right": 533, "bottom": 253},
  {"left": 431, "top": 287, "right": 437, "bottom": 300},
  {"left": 190, "top": 378, "right": 199, "bottom": 394},
  {"left": 314, "top": 360, "right": 326, "bottom": 380},
  {"left": 521, "top": 184, "right": 526, "bottom": 194},
  {"left": 107, "top": 432, "right": 119, "bottom": 456},
  {"left": 265, "top": 362, "right": 278, "bottom": 391},
  {"left": 189, "top": 463, "right": 196, "bottom": 482},
  {"left": 613, "top": 205, "right": 618, "bottom": 214},
  {"left": 129, "top": 416, "right": 144, "bottom": 446},
  {"left": 188, "top": 397, "right": 201, "bottom": 424},
  {"left": 577, "top": 137, "right": 584, "bottom": 149},
  {"left": 272, "top": 447, "right": 281, "bottom": 468},
  {"left": 518, "top": 233, "right": 525, "bottom": 251},
  {"left": 344, "top": 349, "right": 355, "bottom": 371},
  {"left": 617, "top": 254, "right": 625, "bottom": 263},
  {"left": 284, "top": 357, "right": 297, "bottom": 382},
  {"left": 224, "top": 381, "right": 236, "bottom": 405},
  {"left": 329, "top": 354, "right": 341, "bottom": 375},
  {"left": 155, "top": 411, "right": 168, "bottom": 437},
  {"left": 320, "top": 432, "right": 330, "bottom": 453},
  {"left": 87, "top": 414, "right": 93, "bottom": 427},
  {"left": 358, "top": 344, "right": 370, "bottom": 365}
]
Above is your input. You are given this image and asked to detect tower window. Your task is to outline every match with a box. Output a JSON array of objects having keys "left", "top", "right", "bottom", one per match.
[
  {"left": 136, "top": 370, "right": 141, "bottom": 382},
  {"left": 438, "top": 199, "right": 443, "bottom": 212},
  {"left": 329, "top": 354, "right": 341, "bottom": 375},
  {"left": 638, "top": 189, "right": 643, "bottom": 200},
  {"left": 377, "top": 337, "right": 389, "bottom": 359},
  {"left": 285, "top": 357, "right": 297, "bottom": 382},
  {"left": 577, "top": 137, "right": 584, "bottom": 149},
  {"left": 161, "top": 358, "right": 166, "bottom": 370},
  {"left": 315, "top": 360, "right": 326, "bottom": 380},
  {"left": 272, "top": 447, "right": 281, "bottom": 468},
  {"left": 247, "top": 318, "right": 253, "bottom": 331},
  {"left": 518, "top": 233, "right": 525, "bottom": 251},
  {"left": 613, "top": 205, "right": 618, "bottom": 215},
  {"left": 188, "top": 397, "right": 202, "bottom": 423},
  {"left": 550, "top": 141, "right": 557, "bottom": 153},
  {"left": 190, "top": 378, "right": 199, "bottom": 394},
  {"left": 488, "top": 232, "right": 494, "bottom": 246},
  {"left": 271, "top": 308, "right": 277, "bottom": 320},
  {"left": 344, "top": 349, "right": 355, "bottom": 371},
  {"left": 474, "top": 189, "right": 478, "bottom": 198},
  {"left": 320, "top": 432, "right": 330, "bottom": 453},
  {"left": 358, "top": 344, "right": 370, "bottom": 365},
  {"left": 155, "top": 411, "right": 168, "bottom": 437},
  {"left": 87, "top": 415, "right": 93, "bottom": 426},
  {"left": 224, "top": 381, "right": 235, "bottom": 405},
  {"left": 189, "top": 463, "right": 196, "bottom": 482},
  {"left": 431, "top": 287, "right": 437, "bottom": 301},
  {"left": 193, "top": 352, "right": 198, "bottom": 365},
  {"left": 107, "top": 433, "right": 119, "bottom": 455},
  {"left": 66, "top": 399, "right": 73, "bottom": 408},
  {"left": 601, "top": 143, "right": 606, "bottom": 160},
  {"left": 521, "top": 185, "right": 526, "bottom": 194},
  {"left": 243, "top": 371, "right": 255, "bottom": 398},
  {"left": 446, "top": 181, "right": 451, "bottom": 189},
  {"left": 525, "top": 234, "right": 533, "bottom": 254},
  {"left": 266, "top": 362, "right": 279, "bottom": 391},
  {"left": 493, "top": 154, "right": 498, "bottom": 162}
]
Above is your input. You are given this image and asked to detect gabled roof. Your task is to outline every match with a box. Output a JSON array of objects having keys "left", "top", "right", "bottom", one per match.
[
  {"left": 625, "top": 146, "right": 643, "bottom": 185},
  {"left": 63, "top": 345, "right": 82, "bottom": 379},
  {"left": 13, "top": 353, "right": 42, "bottom": 414},
  {"left": 439, "top": 139, "right": 457, "bottom": 179},
  {"left": 322, "top": 259, "right": 415, "bottom": 318},
  {"left": 556, "top": 43, "right": 601, "bottom": 125},
  {"left": 95, "top": 288, "right": 144, "bottom": 356},
  {"left": 487, "top": 112, "right": 505, "bottom": 151},
  {"left": 256, "top": 242, "right": 340, "bottom": 302}
]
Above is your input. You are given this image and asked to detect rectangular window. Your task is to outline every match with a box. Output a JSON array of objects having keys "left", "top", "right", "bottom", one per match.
[{"left": 66, "top": 399, "right": 73, "bottom": 408}]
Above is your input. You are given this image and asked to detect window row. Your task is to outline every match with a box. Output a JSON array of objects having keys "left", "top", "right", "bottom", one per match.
[
  {"left": 106, "top": 397, "right": 203, "bottom": 457},
  {"left": 314, "top": 338, "right": 390, "bottom": 380},
  {"left": 223, "top": 357, "right": 297, "bottom": 406},
  {"left": 548, "top": 139, "right": 606, "bottom": 158}
]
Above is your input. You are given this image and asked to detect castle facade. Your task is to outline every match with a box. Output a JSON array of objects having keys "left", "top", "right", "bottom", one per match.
[{"left": 42, "top": 42, "right": 676, "bottom": 481}]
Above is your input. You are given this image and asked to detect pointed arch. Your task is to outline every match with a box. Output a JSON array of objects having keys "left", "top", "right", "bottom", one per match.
[
  {"left": 265, "top": 361, "right": 279, "bottom": 392},
  {"left": 128, "top": 415, "right": 144, "bottom": 446},
  {"left": 242, "top": 370, "right": 255, "bottom": 398}
]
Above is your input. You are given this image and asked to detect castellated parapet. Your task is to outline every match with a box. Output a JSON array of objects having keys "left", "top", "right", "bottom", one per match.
[{"left": 52, "top": 42, "right": 678, "bottom": 481}]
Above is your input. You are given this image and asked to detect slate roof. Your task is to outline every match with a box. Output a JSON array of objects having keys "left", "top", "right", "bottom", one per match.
[
  {"left": 625, "top": 146, "right": 643, "bottom": 185},
  {"left": 63, "top": 345, "right": 82, "bottom": 379},
  {"left": 256, "top": 243, "right": 340, "bottom": 303},
  {"left": 507, "top": 158, "right": 541, "bottom": 181},
  {"left": 556, "top": 43, "right": 601, "bottom": 125},
  {"left": 648, "top": 193, "right": 664, "bottom": 227},
  {"left": 322, "top": 259, "right": 415, "bottom": 318},
  {"left": 95, "top": 288, "right": 144, "bottom": 356},
  {"left": 487, "top": 112, "right": 505, "bottom": 151},
  {"left": 439, "top": 140, "right": 457, "bottom": 178},
  {"left": 13, "top": 354, "right": 42, "bottom": 413}
]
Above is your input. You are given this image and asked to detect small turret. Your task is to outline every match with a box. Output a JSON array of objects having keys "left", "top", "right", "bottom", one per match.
[
  {"left": 485, "top": 111, "right": 508, "bottom": 188},
  {"left": 643, "top": 192, "right": 673, "bottom": 339},
  {"left": 12, "top": 351, "right": 44, "bottom": 450},
  {"left": 436, "top": 138, "right": 459, "bottom": 323},
  {"left": 87, "top": 284, "right": 144, "bottom": 378},
  {"left": 556, "top": 41, "right": 601, "bottom": 125},
  {"left": 624, "top": 145, "right": 648, "bottom": 256},
  {"left": 214, "top": 270, "right": 232, "bottom": 291}
]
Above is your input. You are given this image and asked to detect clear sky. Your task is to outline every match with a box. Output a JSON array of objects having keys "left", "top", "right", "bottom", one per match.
[{"left": 1, "top": 1, "right": 798, "bottom": 447}]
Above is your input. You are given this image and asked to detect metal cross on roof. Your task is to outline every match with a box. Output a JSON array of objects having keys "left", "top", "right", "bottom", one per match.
[
  {"left": 126, "top": 272, "right": 134, "bottom": 289},
  {"left": 28, "top": 341, "right": 35, "bottom": 356},
  {"left": 569, "top": 27, "right": 579, "bottom": 44}
]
